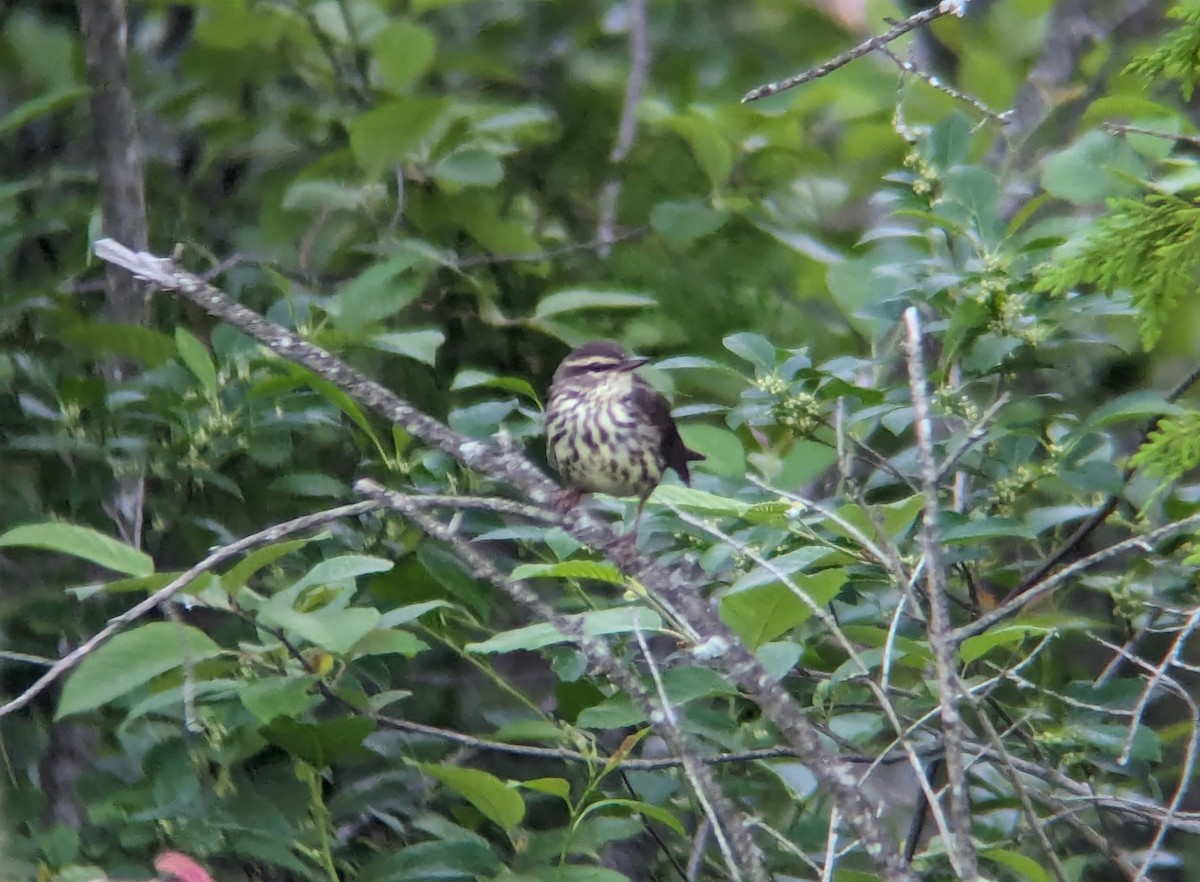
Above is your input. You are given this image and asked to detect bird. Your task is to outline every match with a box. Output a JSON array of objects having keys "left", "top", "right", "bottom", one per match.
[{"left": 544, "top": 340, "right": 704, "bottom": 529}]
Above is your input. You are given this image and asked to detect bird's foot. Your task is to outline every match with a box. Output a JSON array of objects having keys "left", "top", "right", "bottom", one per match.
[{"left": 553, "top": 487, "right": 584, "bottom": 514}]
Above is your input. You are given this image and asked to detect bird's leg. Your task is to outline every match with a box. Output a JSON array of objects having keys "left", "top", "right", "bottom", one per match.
[{"left": 553, "top": 486, "right": 584, "bottom": 514}]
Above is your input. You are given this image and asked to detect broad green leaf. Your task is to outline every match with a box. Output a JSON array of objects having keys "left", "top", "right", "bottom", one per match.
[
  {"left": 467, "top": 607, "right": 663, "bottom": 654},
  {"left": 57, "top": 322, "right": 177, "bottom": 367},
  {"left": 349, "top": 97, "right": 450, "bottom": 176},
  {"left": 579, "top": 798, "right": 685, "bottom": 837},
  {"left": 240, "top": 674, "right": 319, "bottom": 723},
  {"left": 221, "top": 536, "right": 322, "bottom": 593},
  {"left": 981, "top": 848, "right": 1052, "bottom": 882},
  {"left": 281, "top": 364, "right": 389, "bottom": 461},
  {"left": 519, "top": 777, "right": 571, "bottom": 801},
  {"left": 420, "top": 764, "right": 525, "bottom": 830},
  {"left": 378, "top": 601, "right": 451, "bottom": 627},
  {"left": 723, "top": 332, "right": 776, "bottom": 369},
  {"left": 291, "top": 555, "right": 395, "bottom": 592},
  {"left": 175, "top": 326, "right": 218, "bottom": 394},
  {"left": 268, "top": 473, "right": 348, "bottom": 498},
  {"left": 534, "top": 289, "right": 656, "bottom": 319},
  {"left": 666, "top": 112, "right": 732, "bottom": 189},
  {"left": 0, "top": 522, "right": 154, "bottom": 577},
  {"left": 650, "top": 200, "right": 729, "bottom": 245},
  {"left": 327, "top": 254, "right": 425, "bottom": 332},
  {"left": 1041, "top": 130, "right": 1146, "bottom": 205},
  {"left": 677, "top": 424, "right": 744, "bottom": 478},
  {"left": 510, "top": 561, "right": 625, "bottom": 585},
  {"left": 262, "top": 716, "right": 375, "bottom": 766},
  {"left": 259, "top": 605, "right": 382, "bottom": 655},
  {"left": 756, "top": 641, "right": 804, "bottom": 681},
  {"left": 435, "top": 148, "right": 504, "bottom": 188},
  {"left": 451, "top": 369, "right": 541, "bottom": 404},
  {"left": 351, "top": 628, "right": 428, "bottom": 658},
  {"left": 365, "top": 329, "right": 444, "bottom": 365},
  {"left": 373, "top": 21, "right": 436, "bottom": 91},
  {"left": 57, "top": 623, "right": 221, "bottom": 717},
  {"left": 356, "top": 837, "right": 500, "bottom": 882},
  {"left": 829, "top": 495, "right": 924, "bottom": 543},
  {"left": 959, "top": 623, "right": 1053, "bottom": 665},
  {"left": 649, "top": 484, "right": 748, "bottom": 515},
  {"left": 0, "top": 86, "right": 88, "bottom": 139},
  {"left": 720, "top": 568, "right": 847, "bottom": 648}
]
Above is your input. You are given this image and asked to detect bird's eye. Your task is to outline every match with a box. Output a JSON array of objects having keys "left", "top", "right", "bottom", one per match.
[{"left": 586, "top": 363, "right": 607, "bottom": 372}]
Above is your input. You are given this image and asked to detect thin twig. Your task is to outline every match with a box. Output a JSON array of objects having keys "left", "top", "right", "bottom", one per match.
[
  {"left": 597, "top": 0, "right": 649, "bottom": 252},
  {"left": 1104, "top": 122, "right": 1200, "bottom": 150},
  {"left": 903, "top": 307, "right": 978, "bottom": 880},
  {"left": 0, "top": 501, "right": 382, "bottom": 719},
  {"left": 741, "top": 0, "right": 967, "bottom": 103},
  {"left": 877, "top": 43, "right": 1011, "bottom": 125},
  {"left": 955, "top": 511, "right": 1200, "bottom": 643}
]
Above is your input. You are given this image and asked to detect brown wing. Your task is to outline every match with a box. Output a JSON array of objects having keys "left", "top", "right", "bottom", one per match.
[{"left": 634, "top": 379, "right": 705, "bottom": 484}]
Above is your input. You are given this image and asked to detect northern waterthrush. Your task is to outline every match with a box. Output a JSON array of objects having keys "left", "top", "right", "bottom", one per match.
[{"left": 545, "top": 341, "right": 704, "bottom": 525}]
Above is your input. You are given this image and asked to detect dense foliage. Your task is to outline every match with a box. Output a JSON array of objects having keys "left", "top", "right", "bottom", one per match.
[{"left": 5, "top": 0, "right": 1200, "bottom": 880}]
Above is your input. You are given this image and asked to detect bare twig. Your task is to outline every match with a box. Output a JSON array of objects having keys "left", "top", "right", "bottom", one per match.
[
  {"left": 1104, "top": 122, "right": 1200, "bottom": 150},
  {"left": 741, "top": 0, "right": 968, "bottom": 103},
  {"left": 903, "top": 307, "right": 978, "bottom": 880},
  {"left": 877, "top": 43, "right": 1011, "bottom": 125},
  {"left": 0, "top": 501, "right": 382, "bottom": 719},
  {"left": 597, "top": 0, "right": 649, "bottom": 252},
  {"left": 955, "top": 512, "right": 1200, "bottom": 643}
]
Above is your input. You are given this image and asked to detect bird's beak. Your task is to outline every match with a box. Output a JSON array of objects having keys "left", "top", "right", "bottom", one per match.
[{"left": 620, "top": 356, "right": 649, "bottom": 371}]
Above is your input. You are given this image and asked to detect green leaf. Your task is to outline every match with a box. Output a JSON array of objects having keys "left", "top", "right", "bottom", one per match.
[
  {"left": 350, "top": 628, "right": 428, "bottom": 658},
  {"left": 262, "top": 716, "right": 375, "bottom": 765},
  {"left": 0, "top": 86, "right": 88, "bottom": 139},
  {"left": 451, "top": 369, "right": 541, "bottom": 404},
  {"left": 57, "top": 322, "right": 177, "bottom": 367},
  {"left": 720, "top": 568, "right": 847, "bottom": 648},
  {"left": 175, "top": 326, "right": 218, "bottom": 394},
  {"left": 510, "top": 561, "right": 625, "bottom": 585},
  {"left": 723, "top": 332, "right": 776, "bottom": 369},
  {"left": 349, "top": 97, "right": 450, "bottom": 176},
  {"left": 960, "top": 625, "right": 1053, "bottom": 664},
  {"left": 467, "top": 607, "right": 663, "bottom": 654},
  {"left": 519, "top": 777, "right": 572, "bottom": 800},
  {"left": 650, "top": 200, "right": 729, "bottom": 245},
  {"left": 373, "top": 21, "right": 436, "bottom": 91},
  {"left": 268, "top": 473, "right": 348, "bottom": 498},
  {"left": 1041, "top": 130, "right": 1146, "bottom": 205},
  {"left": 534, "top": 289, "right": 656, "bottom": 319},
  {"left": 221, "top": 536, "right": 321, "bottom": 593},
  {"left": 420, "top": 764, "right": 525, "bottom": 830},
  {"left": 240, "top": 674, "right": 319, "bottom": 723},
  {"left": 579, "top": 798, "right": 685, "bottom": 837},
  {"left": 327, "top": 253, "right": 425, "bottom": 332},
  {"left": 981, "top": 848, "right": 1052, "bottom": 882},
  {"left": 0, "top": 522, "right": 154, "bottom": 577},
  {"left": 57, "top": 623, "right": 221, "bottom": 717},
  {"left": 666, "top": 112, "right": 732, "bottom": 189},
  {"left": 435, "top": 148, "right": 505, "bottom": 188},
  {"left": 292, "top": 555, "right": 395, "bottom": 591},
  {"left": 365, "top": 329, "right": 444, "bottom": 365},
  {"left": 260, "top": 605, "right": 382, "bottom": 655},
  {"left": 649, "top": 484, "right": 748, "bottom": 516}
]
